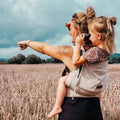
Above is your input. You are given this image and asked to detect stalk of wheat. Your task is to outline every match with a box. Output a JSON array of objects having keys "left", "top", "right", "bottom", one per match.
[{"left": 0, "top": 64, "right": 120, "bottom": 120}]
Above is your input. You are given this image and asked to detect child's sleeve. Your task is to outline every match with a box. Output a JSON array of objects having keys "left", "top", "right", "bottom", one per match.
[{"left": 82, "top": 47, "right": 100, "bottom": 64}]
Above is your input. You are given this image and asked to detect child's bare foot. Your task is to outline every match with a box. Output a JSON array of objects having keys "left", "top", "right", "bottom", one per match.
[{"left": 47, "top": 107, "right": 62, "bottom": 119}]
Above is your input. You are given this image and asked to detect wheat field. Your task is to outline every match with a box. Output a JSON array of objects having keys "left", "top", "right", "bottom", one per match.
[{"left": 0, "top": 64, "right": 120, "bottom": 120}]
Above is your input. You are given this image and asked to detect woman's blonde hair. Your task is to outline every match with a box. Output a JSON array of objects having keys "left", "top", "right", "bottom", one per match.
[
  {"left": 89, "top": 16, "right": 117, "bottom": 54},
  {"left": 71, "top": 6, "right": 96, "bottom": 34}
]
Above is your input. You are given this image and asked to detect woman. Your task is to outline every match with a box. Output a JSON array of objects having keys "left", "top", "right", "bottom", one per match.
[
  {"left": 17, "top": 7, "right": 97, "bottom": 120},
  {"left": 47, "top": 21, "right": 93, "bottom": 119}
]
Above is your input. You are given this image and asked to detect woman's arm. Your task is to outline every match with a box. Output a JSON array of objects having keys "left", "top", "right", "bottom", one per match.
[
  {"left": 72, "top": 35, "right": 87, "bottom": 66},
  {"left": 17, "top": 40, "right": 74, "bottom": 71}
]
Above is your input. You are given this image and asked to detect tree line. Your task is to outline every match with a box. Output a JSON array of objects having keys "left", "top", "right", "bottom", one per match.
[
  {"left": 108, "top": 53, "right": 120, "bottom": 64},
  {"left": 7, "top": 54, "right": 62, "bottom": 64},
  {"left": 109, "top": 57, "right": 120, "bottom": 64},
  {"left": 0, "top": 53, "right": 120, "bottom": 64}
]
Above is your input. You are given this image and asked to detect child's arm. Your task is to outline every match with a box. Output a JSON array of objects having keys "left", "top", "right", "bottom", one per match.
[{"left": 72, "top": 34, "right": 87, "bottom": 66}]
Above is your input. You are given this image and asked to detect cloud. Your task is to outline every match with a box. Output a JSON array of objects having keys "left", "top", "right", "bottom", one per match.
[
  {"left": 0, "top": 46, "right": 50, "bottom": 59},
  {"left": 0, "top": 47, "right": 20, "bottom": 58},
  {"left": 0, "top": 0, "right": 75, "bottom": 47},
  {"left": 0, "top": 0, "right": 120, "bottom": 59},
  {"left": 0, "top": 33, "right": 72, "bottom": 59},
  {"left": 74, "top": 0, "right": 95, "bottom": 7},
  {"left": 45, "top": 34, "right": 72, "bottom": 46}
]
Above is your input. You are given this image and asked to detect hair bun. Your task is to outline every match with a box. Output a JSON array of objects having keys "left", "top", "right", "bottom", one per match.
[
  {"left": 86, "top": 6, "right": 96, "bottom": 21},
  {"left": 109, "top": 17, "right": 117, "bottom": 25},
  {"left": 76, "top": 12, "right": 87, "bottom": 24}
]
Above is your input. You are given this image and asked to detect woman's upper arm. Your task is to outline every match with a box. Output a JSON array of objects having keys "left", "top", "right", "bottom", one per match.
[
  {"left": 44, "top": 44, "right": 73, "bottom": 61},
  {"left": 44, "top": 45, "right": 74, "bottom": 70},
  {"left": 28, "top": 41, "right": 73, "bottom": 61}
]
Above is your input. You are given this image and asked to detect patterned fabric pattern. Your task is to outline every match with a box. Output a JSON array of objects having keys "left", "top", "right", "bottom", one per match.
[{"left": 83, "top": 47, "right": 110, "bottom": 64}]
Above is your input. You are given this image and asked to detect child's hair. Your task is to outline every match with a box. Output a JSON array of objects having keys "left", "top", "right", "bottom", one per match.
[
  {"left": 71, "top": 6, "right": 96, "bottom": 34},
  {"left": 89, "top": 16, "right": 117, "bottom": 54}
]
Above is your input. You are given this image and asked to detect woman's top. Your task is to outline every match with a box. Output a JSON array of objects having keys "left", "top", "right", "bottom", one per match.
[
  {"left": 66, "top": 47, "right": 110, "bottom": 97},
  {"left": 62, "top": 66, "right": 71, "bottom": 76}
]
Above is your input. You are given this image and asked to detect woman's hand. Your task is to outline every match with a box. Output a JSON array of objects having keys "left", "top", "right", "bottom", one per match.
[
  {"left": 75, "top": 34, "right": 85, "bottom": 45},
  {"left": 17, "top": 40, "right": 31, "bottom": 50}
]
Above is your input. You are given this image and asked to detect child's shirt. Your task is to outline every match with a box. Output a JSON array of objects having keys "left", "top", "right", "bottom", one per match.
[{"left": 83, "top": 47, "right": 110, "bottom": 64}]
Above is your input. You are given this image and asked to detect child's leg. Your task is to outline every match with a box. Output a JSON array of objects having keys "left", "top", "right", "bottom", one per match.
[{"left": 47, "top": 76, "right": 67, "bottom": 119}]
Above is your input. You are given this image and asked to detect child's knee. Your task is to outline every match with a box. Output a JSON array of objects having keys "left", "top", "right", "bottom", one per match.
[{"left": 59, "top": 76, "right": 67, "bottom": 84}]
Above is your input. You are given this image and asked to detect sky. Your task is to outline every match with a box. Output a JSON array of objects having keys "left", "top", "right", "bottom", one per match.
[{"left": 0, "top": 0, "right": 120, "bottom": 59}]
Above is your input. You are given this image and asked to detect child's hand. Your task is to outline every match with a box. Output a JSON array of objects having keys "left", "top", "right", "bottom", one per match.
[{"left": 75, "top": 34, "right": 85, "bottom": 45}]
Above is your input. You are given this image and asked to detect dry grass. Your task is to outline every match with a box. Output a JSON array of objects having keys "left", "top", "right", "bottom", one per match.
[
  {"left": 101, "top": 64, "right": 120, "bottom": 120},
  {"left": 0, "top": 64, "right": 120, "bottom": 120}
]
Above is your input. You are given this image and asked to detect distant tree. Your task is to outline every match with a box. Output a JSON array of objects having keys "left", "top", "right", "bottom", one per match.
[
  {"left": 7, "top": 54, "right": 43, "bottom": 64},
  {"left": 118, "top": 57, "right": 120, "bottom": 63},
  {"left": 53, "top": 58, "right": 62, "bottom": 63},
  {"left": 109, "top": 53, "right": 120, "bottom": 64},
  {"left": 108, "top": 61, "right": 113, "bottom": 64},
  {"left": 24, "top": 54, "right": 42, "bottom": 64},
  {"left": 8, "top": 54, "right": 26, "bottom": 64},
  {"left": 112, "top": 57, "right": 120, "bottom": 63},
  {"left": 47, "top": 58, "right": 62, "bottom": 63},
  {"left": 16, "top": 54, "right": 26, "bottom": 64},
  {"left": 41, "top": 59, "right": 46, "bottom": 63},
  {"left": 8, "top": 54, "right": 63, "bottom": 64},
  {"left": 8, "top": 56, "right": 17, "bottom": 64}
]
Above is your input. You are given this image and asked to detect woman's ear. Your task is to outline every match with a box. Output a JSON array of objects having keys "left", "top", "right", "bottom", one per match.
[{"left": 97, "top": 33, "right": 102, "bottom": 40}]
